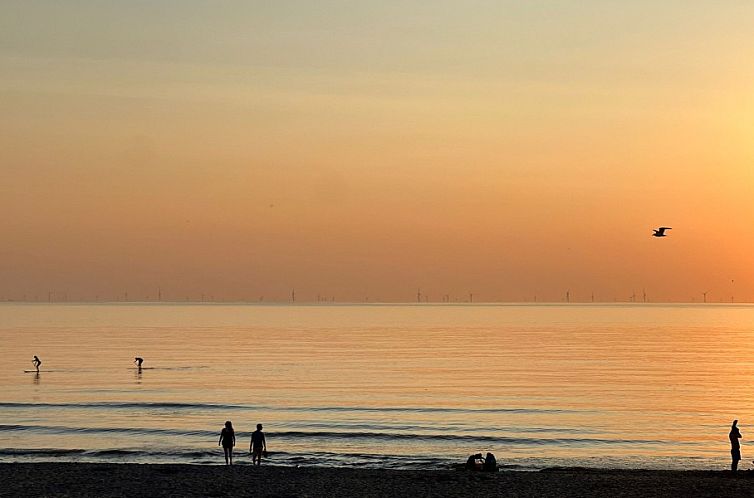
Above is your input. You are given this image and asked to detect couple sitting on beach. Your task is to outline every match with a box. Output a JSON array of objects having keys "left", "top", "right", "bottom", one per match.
[
  {"left": 218, "top": 421, "right": 267, "bottom": 466},
  {"left": 465, "top": 452, "right": 497, "bottom": 472}
]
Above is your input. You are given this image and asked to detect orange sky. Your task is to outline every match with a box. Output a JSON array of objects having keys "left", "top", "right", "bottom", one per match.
[{"left": 1, "top": 2, "right": 754, "bottom": 302}]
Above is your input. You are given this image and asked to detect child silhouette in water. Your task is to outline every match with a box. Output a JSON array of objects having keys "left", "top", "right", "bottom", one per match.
[{"left": 218, "top": 421, "right": 236, "bottom": 465}]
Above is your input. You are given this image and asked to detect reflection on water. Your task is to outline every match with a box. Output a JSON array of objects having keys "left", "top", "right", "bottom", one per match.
[{"left": 1, "top": 303, "right": 753, "bottom": 470}]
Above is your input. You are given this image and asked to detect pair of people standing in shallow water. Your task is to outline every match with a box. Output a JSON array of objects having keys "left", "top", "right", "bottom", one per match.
[{"left": 218, "top": 422, "right": 266, "bottom": 466}]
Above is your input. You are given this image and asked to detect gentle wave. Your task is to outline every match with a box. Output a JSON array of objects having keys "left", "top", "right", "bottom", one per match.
[
  {"left": 0, "top": 448, "right": 88, "bottom": 456},
  {"left": 0, "top": 446, "right": 716, "bottom": 471},
  {"left": 0, "top": 424, "right": 671, "bottom": 446},
  {"left": 0, "top": 448, "right": 226, "bottom": 459},
  {"left": 0, "top": 447, "right": 456, "bottom": 469},
  {"left": 0, "top": 401, "right": 586, "bottom": 414},
  {"left": 0, "top": 447, "right": 524, "bottom": 470},
  {"left": 273, "top": 431, "right": 670, "bottom": 445},
  {"left": 284, "top": 421, "right": 594, "bottom": 435},
  {"left": 3, "top": 446, "right": 706, "bottom": 471},
  {"left": 0, "top": 401, "right": 247, "bottom": 410},
  {"left": 0, "top": 424, "right": 210, "bottom": 437}
]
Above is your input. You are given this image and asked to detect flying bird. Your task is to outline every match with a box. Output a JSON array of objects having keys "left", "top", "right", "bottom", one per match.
[{"left": 652, "top": 227, "right": 672, "bottom": 237}]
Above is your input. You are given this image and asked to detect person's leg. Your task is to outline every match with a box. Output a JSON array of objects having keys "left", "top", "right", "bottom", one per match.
[
  {"left": 229, "top": 447, "right": 233, "bottom": 465},
  {"left": 224, "top": 447, "right": 229, "bottom": 465}
]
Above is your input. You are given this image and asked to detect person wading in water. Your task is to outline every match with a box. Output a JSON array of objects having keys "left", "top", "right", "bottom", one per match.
[
  {"left": 250, "top": 423, "right": 267, "bottom": 466},
  {"left": 218, "top": 421, "right": 236, "bottom": 465}
]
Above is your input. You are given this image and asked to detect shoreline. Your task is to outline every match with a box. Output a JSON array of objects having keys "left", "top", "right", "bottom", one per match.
[{"left": 3, "top": 463, "right": 754, "bottom": 497}]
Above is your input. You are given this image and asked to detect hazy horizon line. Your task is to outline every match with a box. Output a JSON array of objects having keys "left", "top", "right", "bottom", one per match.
[{"left": 1, "top": 300, "right": 751, "bottom": 306}]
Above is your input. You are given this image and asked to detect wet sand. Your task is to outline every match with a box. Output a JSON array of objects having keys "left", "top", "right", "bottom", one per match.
[{"left": 2, "top": 463, "right": 754, "bottom": 497}]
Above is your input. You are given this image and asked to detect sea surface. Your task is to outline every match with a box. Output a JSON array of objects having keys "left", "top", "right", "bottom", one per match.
[{"left": 0, "top": 303, "right": 752, "bottom": 470}]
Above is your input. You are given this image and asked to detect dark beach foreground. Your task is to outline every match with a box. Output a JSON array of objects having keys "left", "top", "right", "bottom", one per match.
[{"left": 2, "top": 464, "right": 754, "bottom": 498}]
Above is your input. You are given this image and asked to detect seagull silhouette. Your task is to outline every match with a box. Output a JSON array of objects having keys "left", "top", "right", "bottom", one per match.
[{"left": 652, "top": 227, "right": 672, "bottom": 237}]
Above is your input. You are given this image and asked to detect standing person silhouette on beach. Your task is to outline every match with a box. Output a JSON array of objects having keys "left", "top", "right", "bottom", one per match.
[
  {"left": 32, "top": 355, "right": 41, "bottom": 373},
  {"left": 134, "top": 357, "right": 144, "bottom": 369},
  {"left": 730, "top": 419, "right": 742, "bottom": 472},
  {"left": 250, "top": 423, "right": 266, "bottom": 466},
  {"left": 218, "top": 421, "right": 236, "bottom": 465}
]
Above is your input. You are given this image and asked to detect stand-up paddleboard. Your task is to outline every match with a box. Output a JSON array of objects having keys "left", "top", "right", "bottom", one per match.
[{"left": 23, "top": 370, "right": 40, "bottom": 373}]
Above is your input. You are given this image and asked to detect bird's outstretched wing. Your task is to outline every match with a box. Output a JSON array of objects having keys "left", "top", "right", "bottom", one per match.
[{"left": 652, "top": 227, "right": 672, "bottom": 237}]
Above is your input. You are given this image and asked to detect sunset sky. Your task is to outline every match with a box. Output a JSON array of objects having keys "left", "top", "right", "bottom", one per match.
[{"left": 2, "top": 1, "right": 753, "bottom": 302}]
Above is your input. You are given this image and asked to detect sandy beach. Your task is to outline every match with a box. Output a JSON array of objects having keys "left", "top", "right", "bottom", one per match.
[{"left": 2, "top": 463, "right": 753, "bottom": 498}]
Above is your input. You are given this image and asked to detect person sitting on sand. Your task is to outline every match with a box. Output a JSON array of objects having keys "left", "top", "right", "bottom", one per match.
[
  {"left": 134, "top": 357, "right": 144, "bottom": 368},
  {"left": 250, "top": 423, "right": 266, "bottom": 466},
  {"left": 483, "top": 452, "right": 497, "bottom": 472},
  {"left": 465, "top": 453, "right": 483, "bottom": 471},
  {"left": 219, "top": 420, "right": 236, "bottom": 465},
  {"left": 32, "top": 355, "right": 41, "bottom": 373},
  {"left": 730, "top": 419, "right": 742, "bottom": 472}
]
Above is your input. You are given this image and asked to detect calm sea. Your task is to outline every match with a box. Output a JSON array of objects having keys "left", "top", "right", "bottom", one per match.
[{"left": 0, "top": 303, "right": 752, "bottom": 470}]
